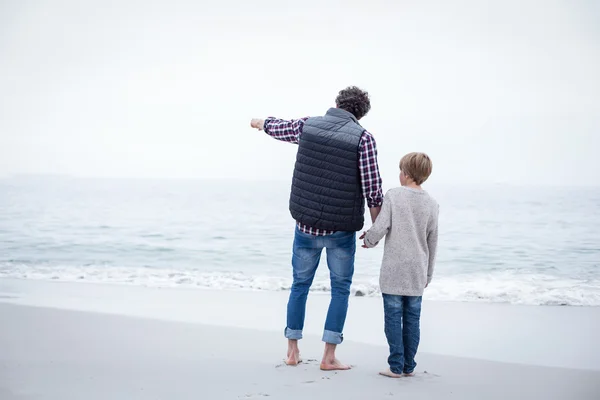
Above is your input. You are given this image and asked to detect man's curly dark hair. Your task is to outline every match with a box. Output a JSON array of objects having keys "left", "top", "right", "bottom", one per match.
[{"left": 335, "top": 86, "right": 371, "bottom": 120}]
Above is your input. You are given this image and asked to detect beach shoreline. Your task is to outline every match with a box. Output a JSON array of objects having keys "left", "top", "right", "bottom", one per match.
[
  {"left": 1, "top": 278, "right": 599, "bottom": 370},
  {"left": 1, "top": 299, "right": 599, "bottom": 400}
]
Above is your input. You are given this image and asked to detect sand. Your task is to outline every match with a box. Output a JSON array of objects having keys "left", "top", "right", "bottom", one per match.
[{"left": 0, "top": 279, "right": 599, "bottom": 399}]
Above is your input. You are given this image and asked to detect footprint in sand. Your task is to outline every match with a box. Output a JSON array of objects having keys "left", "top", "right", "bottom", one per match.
[
  {"left": 420, "top": 371, "right": 441, "bottom": 378},
  {"left": 399, "top": 371, "right": 440, "bottom": 381}
]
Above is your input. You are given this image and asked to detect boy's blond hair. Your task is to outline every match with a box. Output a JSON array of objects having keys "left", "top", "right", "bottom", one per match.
[{"left": 399, "top": 152, "right": 433, "bottom": 185}]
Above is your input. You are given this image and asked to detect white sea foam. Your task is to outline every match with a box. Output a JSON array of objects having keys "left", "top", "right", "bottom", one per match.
[{"left": 1, "top": 263, "right": 598, "bottom": 306}]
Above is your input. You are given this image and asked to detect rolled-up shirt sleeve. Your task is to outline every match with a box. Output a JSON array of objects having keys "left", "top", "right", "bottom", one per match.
[
  {"left": 358, "top": 131, "right": 383, "bottom": 208},
  {"left": 263, "top": 117, "right": 308, "bottom": 144}
]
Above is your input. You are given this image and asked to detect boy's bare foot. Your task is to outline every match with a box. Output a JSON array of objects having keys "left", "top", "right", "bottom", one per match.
[
  {"left": 403, "top": 372, "right": 415, "bottom": 377},
  {"left": 379, "top": 368, "right": 404, "bottom": 378},
  {"left": 320, "top": 359, "right": 351, "bottom": 371}
]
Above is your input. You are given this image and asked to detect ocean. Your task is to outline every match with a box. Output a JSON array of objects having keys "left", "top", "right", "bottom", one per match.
[{"left": 1, "top": 177, "right": 599, "bottom": 306}]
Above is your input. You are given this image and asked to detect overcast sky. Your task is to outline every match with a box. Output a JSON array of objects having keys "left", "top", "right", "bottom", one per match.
[{"left": 1, "top": 0, "right": 599, "bottom": 186}]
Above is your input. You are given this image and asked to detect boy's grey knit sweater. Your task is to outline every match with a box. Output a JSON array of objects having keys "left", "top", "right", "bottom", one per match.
[{"left": 364, "top": 187, "right": 439, "bottom": 296}]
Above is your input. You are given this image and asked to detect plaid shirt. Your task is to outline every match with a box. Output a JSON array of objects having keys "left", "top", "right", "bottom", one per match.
[{"left": 264, "top": 117, "right": 383, "bottom": 236}]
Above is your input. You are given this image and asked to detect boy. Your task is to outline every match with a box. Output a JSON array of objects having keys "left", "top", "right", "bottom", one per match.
[{"left": 360, "top": 152, "right": 439, "bottom": 378}]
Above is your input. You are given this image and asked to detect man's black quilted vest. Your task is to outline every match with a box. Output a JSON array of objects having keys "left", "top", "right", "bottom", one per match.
[{"left": 289, "top": 108, "right": 365, "bottom": 232}]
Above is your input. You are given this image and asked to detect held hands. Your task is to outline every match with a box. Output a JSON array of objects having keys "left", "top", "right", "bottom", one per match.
[
  {"left": 359, "top": 231, "right": 379, "bottom": 248},
  {"left": 359, "top": 231, "right": 368, "bottom": 248},
  {"left": 250, "top": 118, "right": 264, "bottom": 131}
]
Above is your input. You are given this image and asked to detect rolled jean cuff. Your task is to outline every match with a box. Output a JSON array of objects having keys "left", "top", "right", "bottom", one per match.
[
  {"left": 285, "top": 327, "right": 303, "bottom": 340},
  {"left": 391, "top": 366, "right": 403, "bottom": 374},
  {"left": 322, "top": 330, "right": 343, "bottom": 344}
]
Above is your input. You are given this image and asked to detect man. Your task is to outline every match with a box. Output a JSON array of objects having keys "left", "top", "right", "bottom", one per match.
[{"left": 250, "top": 86, "right": 383, "bottom": 371}]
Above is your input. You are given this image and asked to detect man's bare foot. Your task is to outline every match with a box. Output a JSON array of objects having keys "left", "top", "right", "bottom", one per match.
[
  {"left": 403, "top": 372, "right": 415, "bottom": 377},
  {"left": 320, "top": 343, "right": 349, "bottom": 370},
  {"left": 320, "top": 359, "right": 351, "bottom": 371},
  {"left": 285, "top": 350, "right": 302, "bottom": 366},
  {"left": 285, "top": 339, "right": 301, "bottom": 366},
  {"left": 379, "top": 368, "right": 404, "bottom": 378}
]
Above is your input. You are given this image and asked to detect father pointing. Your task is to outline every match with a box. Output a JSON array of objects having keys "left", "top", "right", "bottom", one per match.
[{"left": 250, "top": 86, "right": 383, "bottom": 371}]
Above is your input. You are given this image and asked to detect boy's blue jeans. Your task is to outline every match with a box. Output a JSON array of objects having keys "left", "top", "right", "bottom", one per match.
[
  {"left": 383, "top": 294, "right": 422, "bottom": 374},
  {"left": 285, "top": 227, "right": 355, "bottom": 345}
]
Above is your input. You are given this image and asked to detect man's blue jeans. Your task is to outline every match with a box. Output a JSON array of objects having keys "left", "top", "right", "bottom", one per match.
[
  {"left": 285, "top": 227, "right": 356, "bottom": 345},
  {"left": 383, "top": 294, "right": 422, "bottom": 374}
]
